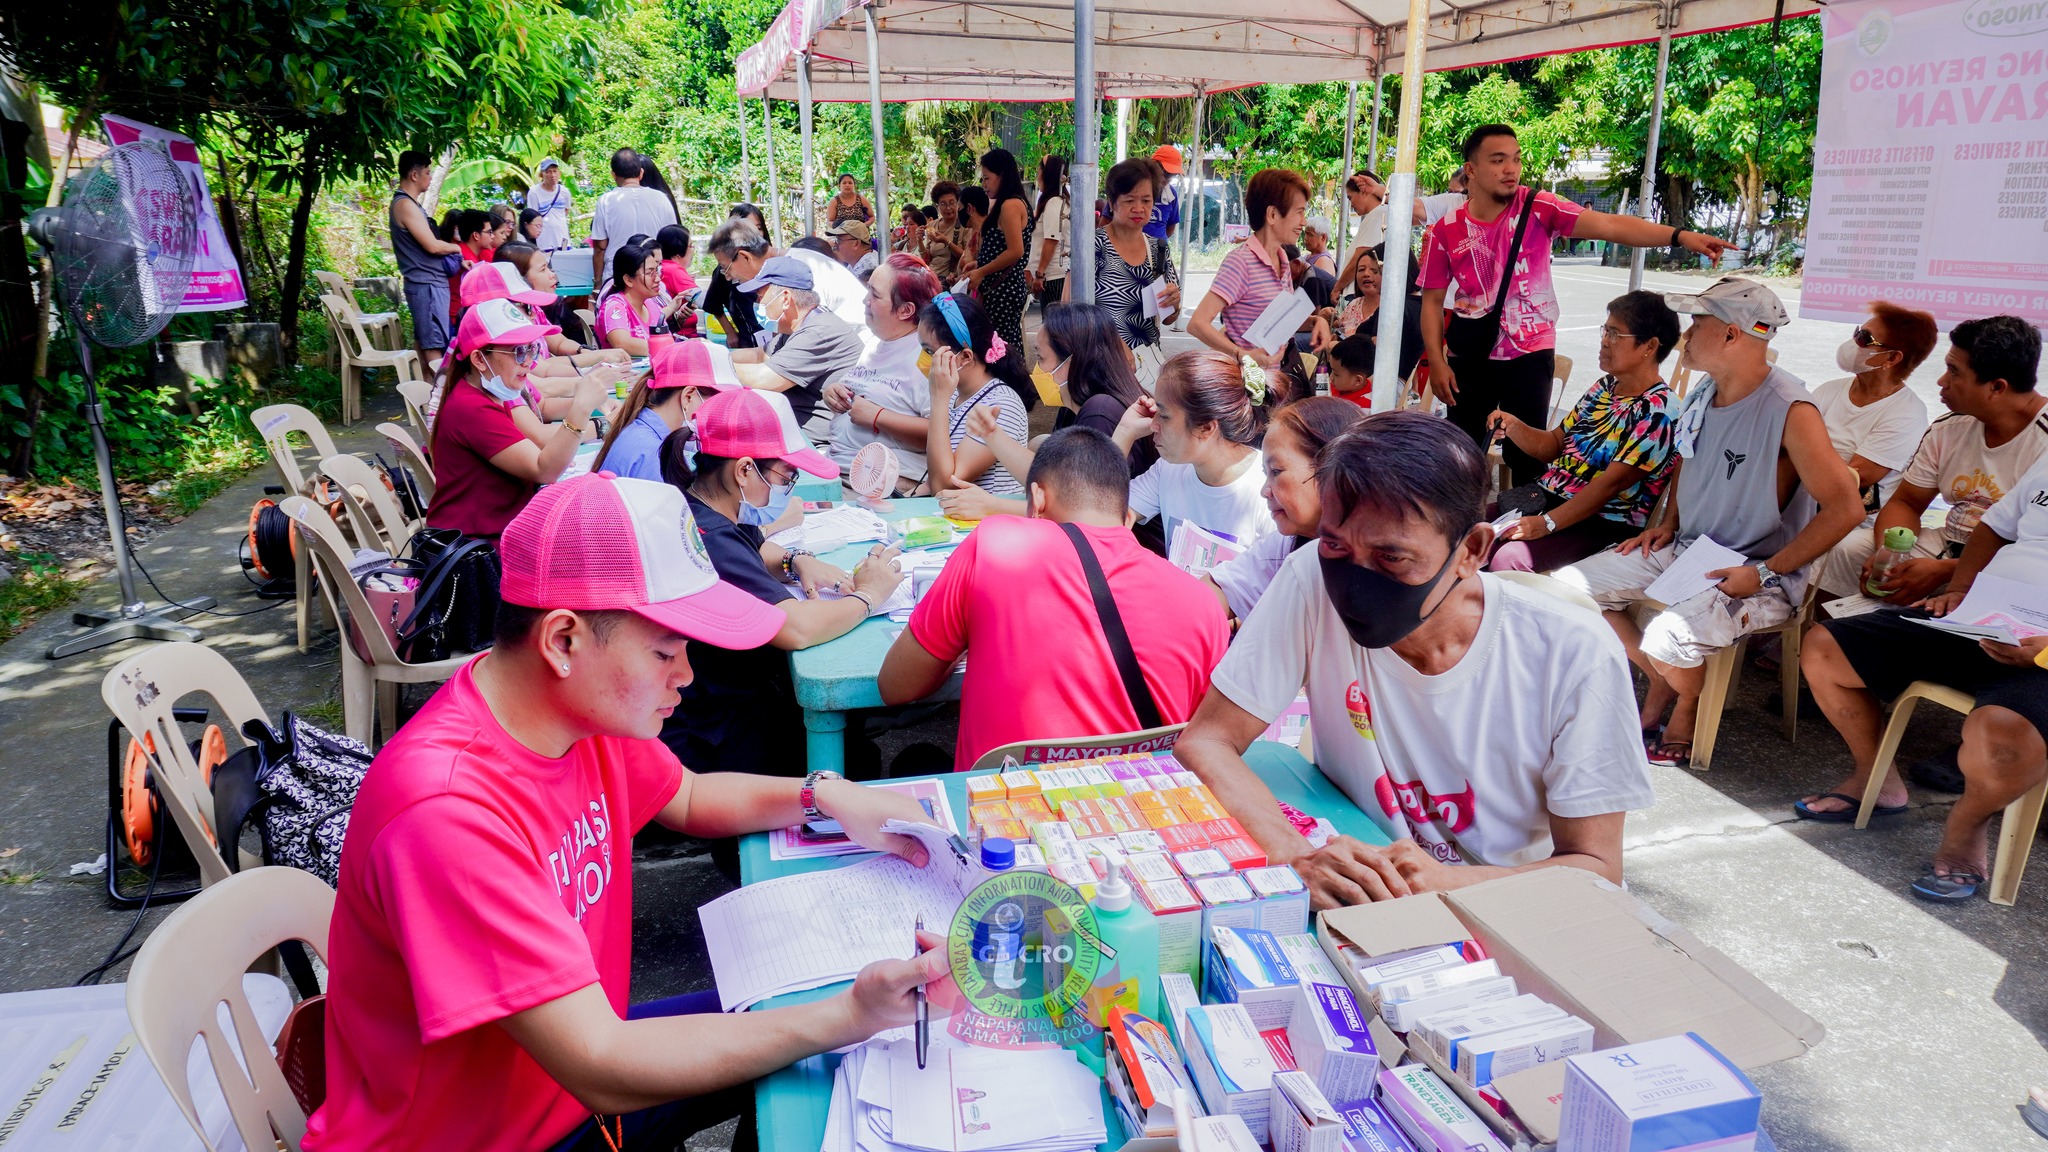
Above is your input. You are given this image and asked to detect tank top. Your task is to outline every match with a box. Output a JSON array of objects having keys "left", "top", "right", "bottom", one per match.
[
  {"left": 1675, "top": 365, "right": 1820, "bottom": 593},
  {"left": 390, "top": 191, "right": 443, "bottom": 286}
]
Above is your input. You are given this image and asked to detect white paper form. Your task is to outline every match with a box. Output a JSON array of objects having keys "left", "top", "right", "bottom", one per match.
[
  {"left": 1641, "top": 537, "right": 1750, "bottom": 607},
  {"left": 1242, "top": 288, "right": 1315, "bottom": 355},
  {"left": 1140, "top": 278, "right": 1169, "bottom": 320},
  {"left": 1912, "top": 572, "right": 2048, "bottom": 646}
]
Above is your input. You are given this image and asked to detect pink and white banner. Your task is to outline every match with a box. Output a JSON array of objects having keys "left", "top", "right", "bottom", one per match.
[
  {"left": 101, "top": 114, "right": 248, "bottom": 313},
  {"left": 1800, "top": 0, "right": 2048, "bottom": 328},
  {"left": 735, "top": 0, "right": 872, "bottom": 96}
]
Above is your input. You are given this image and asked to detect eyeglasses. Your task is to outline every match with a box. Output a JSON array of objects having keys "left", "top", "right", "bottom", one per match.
[
  {"left": 1598, "top": 325, "right": 1639, "bottom": 344},
  {"left": 758, "top": 461, "right": 798, "bottom": 487},
  {"left": 1852, "top": 327, "right": 1891, "bottom": 350},
  {"left": 490, "top": 341, "right": 545, "bottom": 367}
]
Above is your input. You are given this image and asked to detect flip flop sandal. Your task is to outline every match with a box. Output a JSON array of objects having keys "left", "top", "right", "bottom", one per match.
[
  {"left": 1646, "top": 740, "right": 1693, "bottom": 769},
  {"left": 1910, "top": 869, "right": 1985, "bottom": 903},
  {"left": 1793, "top": 792, "right": 1907, "bottom": 823}
]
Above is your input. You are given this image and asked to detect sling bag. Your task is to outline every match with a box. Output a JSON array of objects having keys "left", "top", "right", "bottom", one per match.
[
  {"left": 1442, "top": 191, "right": 1539, "bottom": 362},
  {"left": 1059, "top": 522, "right": 1164, "bottom": 730}
]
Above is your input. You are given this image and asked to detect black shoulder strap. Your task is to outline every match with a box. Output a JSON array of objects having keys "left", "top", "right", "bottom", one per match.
[
  {"left": 1487, "top": 191, "right": 1540, "bottom": 321},
  {"left": 1059, "top": 522, "right": 1164, "bottom": 730}
]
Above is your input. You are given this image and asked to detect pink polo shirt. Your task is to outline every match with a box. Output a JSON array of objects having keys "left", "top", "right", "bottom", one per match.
[
  {"left": 1208, "top": 234, "right": 1295, "bottom": 346},
  {"left": 305, "top": 660, "right": 684, "bottom": 1152}
]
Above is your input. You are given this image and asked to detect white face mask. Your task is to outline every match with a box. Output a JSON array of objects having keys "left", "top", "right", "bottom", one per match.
[{"left": 1836, "top": 340, "right": 1885, "bottom": 375}]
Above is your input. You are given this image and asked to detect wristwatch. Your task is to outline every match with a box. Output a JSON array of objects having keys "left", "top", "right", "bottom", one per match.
[
  {"left": 800, "top": 770, "right": 842, "bottom": 822},
  {"left": 1754, "top": 561, "right": 1783, "bottom": 589},
  {"left": 1541, "top": 512, "right": 1559, "bottom": 535}
]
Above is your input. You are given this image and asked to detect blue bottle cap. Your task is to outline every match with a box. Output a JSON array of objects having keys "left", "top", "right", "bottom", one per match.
[{"left": 981, "top": 837, "right": 1015, "bottom": 871}]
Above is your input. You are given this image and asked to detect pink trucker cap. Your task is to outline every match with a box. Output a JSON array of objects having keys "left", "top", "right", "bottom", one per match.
[
  {"left": 452, "top": 298, "right": 560, "bottom": 359},
  {"left": 693, "top": 387, "right": 839, "bottom": 478},
  {"left": 651, "top": 339, "right": 741, "bottom": 393},
  {"left": 461, "top": 261, "right": 556, "bottom": 307},
  {"left": 498, "top": 473, "right": 786, "bottom": 649}
]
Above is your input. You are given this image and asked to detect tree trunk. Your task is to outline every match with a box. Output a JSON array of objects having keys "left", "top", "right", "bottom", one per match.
[
  {"left": 277, "top": 145, "right": 324, "bottom": 367},
  {"left": 213, "top": 151, "right": 250, "bottom": 284},
  {"left": 1742, "top": 157, "right": 1764, "bottom": 261},
  {"left": 421, "top": 145, "right": 458, "bottom": 219},
  {"left": 1, "top": 73, "right": 48, "bottom": 476}
]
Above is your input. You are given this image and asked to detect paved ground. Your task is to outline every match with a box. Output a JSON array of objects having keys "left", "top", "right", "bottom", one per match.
[{"left": 2, "top": 271, "right": 2043, "bottom": 1150}]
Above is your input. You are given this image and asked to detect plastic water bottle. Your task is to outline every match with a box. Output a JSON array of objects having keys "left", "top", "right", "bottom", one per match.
[
  {"left": 1314, "top": 358, "right": 1331, "bottom": 396},
  {"left": 647, "top": 312, "right": 674, "bottom": 352},
  {"left": 1865, "top": 526, "right": 1918, "bottom": 597}
]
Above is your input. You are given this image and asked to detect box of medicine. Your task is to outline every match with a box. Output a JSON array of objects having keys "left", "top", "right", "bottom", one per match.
[
  {"left": 1010, "top": 796, "right": 1055, "bottom": 824},
  {"left": 1098, "top": 806, "right": 1136, "bottom": 835},
  {"left": 1202, "top": 927, "right": 1303, "bottom": 1030},
  {"left": 1080, "top": 763, "right": 1122, "bottom": 797},
  {"left": 1349, "top": 943, "right": 1478, "bottom": 998},
  {"left": 1120, "top": 773, "right": 1154, "bottom": 795},
  {"left": 1185, "top": 1113, "right": 1263, "bottom": 1152},
  {"left": 1181, "top": 1003, "right": 1279, "bottom": 1143},
  {"left": 1558, "top": 1033, "right": 1760, "bottom": 1152},
  {"left": 984, "top": 819, "right": 1029, "bottom": 843},
  {"left": 1276, "top": 934, "right": 1343, "bottom": 987},
  {"left": 1376, "top": 1065, "right": 1509, "bottom": 1152},
  {"left": 1053, "top": 766, "right": 1094, "bottom": 799},
  {"left": 1032, "top": 820, "right": 1077, "bottom": 847},
  {"left": 1195, "top": 873, "right": 1259, "bottom": 937},
  {"left": 1457, "top": 1015, "right": 1594, "bottom": 1087},
  {"left": 1415, "top": 994, "right": 1566, "bottom": 1058},
  {"left": 1210, "top": 837, "right": 1267, "bottom": 871},
  {"left": 1269, "top": 1070, "right": 1344, "bottom": 1152},
  {"left": 1160, "top": 971, "right": 1203, "bottom": 1052},
  {"left": 1374, "top": 958, "right": 1502, "bottom": 1011},
  {"left": 1119, "top": 829, "right": 1168, "bottom": 856},
  {"left": 1380, "top": 974, "right": 1519, "bottom": 1032},
  {"left": 1337, "top": 1100, "right": 1418, "bottom": 1152},
  {"left": 1107, "top": 1008, "right": 1202, "bottom": 1140},
  {"left": 1148, "top": 807, "right": 1191, "bottom": 832},
  {"left": 1000, "top": 769, "right": 1041, "bottom": 799},
  {"left": 1286, "top": 981, "right": 1379, "bottom": 1108},
  {"left": 1126, "top": 851, "right": 1181, "bottom": 885},
  {"left": 1175, "top": 849, "right": 1233, "bottom": 878},
  {"left": 1132, "top": 789, "right": 1170, "bottom": 811},
  {"left": 965, "top": 774, "right": 1004, "bottom": 805},
  {"left": 1137, "top": 876, "right": 1206, "bottom": 978},
  {"left": 1105, "top": 756, "right": 1141, "bottom": 782},
  {"left": 1011, "top": 842, "right": 1048, "bottom": 871},
  {"left": 1244, "top": 868, "right": 1312, "bottom": 936},
  {"left": 1169, "top": 770, "right": 1204, "bottom": 789},
  {"left": 1199, "top": 817, "right": 1251, "bottom": 843},
  {"left": 967, "top": 802, "right": 1012, "bottom": 830}
]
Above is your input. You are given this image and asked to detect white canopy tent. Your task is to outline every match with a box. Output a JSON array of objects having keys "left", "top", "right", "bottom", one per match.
[{"left": 736, "top": 0, "right": 1818, "bottom": 409}]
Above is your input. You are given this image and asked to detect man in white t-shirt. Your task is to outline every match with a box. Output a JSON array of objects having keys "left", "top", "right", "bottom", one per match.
[
  {"left": 1176, "top": 413, "right": 1654, "bottom": 907},
  {"left": 1810, "top": 301, "right": 1937, "bottom": 596},
  {"left": 589, "top": 149, "right": 678, "bottom": 296},
  {"left": 1820, "top": 315, "right": 2048, "bottom": 604},
  {"left": 826, "top": 254, "right": 942, "bottom": 488},
  {"left": 530, "top": 158, "right": 574, "bottom": 250}
]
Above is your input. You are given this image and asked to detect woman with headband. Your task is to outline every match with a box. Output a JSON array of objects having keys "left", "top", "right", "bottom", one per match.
[{"left": 918, "top": 293, "right": 1032, "bottom": 497}]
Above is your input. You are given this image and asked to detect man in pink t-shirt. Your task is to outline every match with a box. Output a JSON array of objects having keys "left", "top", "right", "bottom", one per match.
[
  {"left": 879, "top": 427, "right": 1231, "bottom": 769},
  {"left": 307, "top": 474, "right": 948, "bottom": 1152},
  {"left": 1418, "top": 123, "right": 1730, "bottom": 484}
]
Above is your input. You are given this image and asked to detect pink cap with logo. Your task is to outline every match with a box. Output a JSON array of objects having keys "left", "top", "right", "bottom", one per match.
[
  {"left": 453, "top": 298, "right": 561, "bottom": 359},
  {"left": 498, "top": 473, "right": 786, "bottom": 649},
  {"left": 693, "top": 388, "right": 840, "bottom": 478},
  {"left": 651, "top": 339, "right": 742, "bottom": 393},
  {"left": 461, "top": 261, "right": 556, "bottom": 308}
]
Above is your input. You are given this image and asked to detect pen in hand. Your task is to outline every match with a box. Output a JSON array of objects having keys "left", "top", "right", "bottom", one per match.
[{"left": 914, "top": 913, "right": 929, "bottom": 1070}]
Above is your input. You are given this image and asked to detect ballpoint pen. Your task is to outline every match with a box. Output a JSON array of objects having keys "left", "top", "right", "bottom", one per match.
[{"left": 913, "top": 914, "right": 930, "bottom": 1070}]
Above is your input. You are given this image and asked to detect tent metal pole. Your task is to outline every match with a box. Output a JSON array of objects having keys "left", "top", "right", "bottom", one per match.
[
  {"left": 1072, "top": 0, "right": 1099, "bottom": 303},
  {"left": 864, "top": 7, "right": 891, "bottom": 257},
  {"left": 1629, "top": 0, "right": 1675, "bottom": 291},
  {"left": 737, "top": 90, "right": 754, "bottom": 203},
  {"left": 1177, "top": 86, "right": 1196, "bottom": 281},
  {"left": 798, "top": 52, "right": 817, "bottom": 236},
  {"left": 1192, "top": 88, "right": 1206, "bottom": 248},
  {"left": 1366, "top": 71, "right": 1384, "bottom": 175},
  {"left": 763, "top": 96, "right": 785, "bottom": 244},
  {"left": 1338, "top": 81, "right": 1358, "bottom": 258},
  {"left": 1371, "top": 0, "right": 1431, "bottom": 413},
  {"left": 1115, "top": 97, "right": 1130, "bottom": 162}
]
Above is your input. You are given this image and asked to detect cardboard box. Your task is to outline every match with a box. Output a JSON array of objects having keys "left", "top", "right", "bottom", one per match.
[
  {"left": 1377, "top": 1064, "right": 1510, "bottom": 1152},
  {"left": 1269, "top": 1070, "right": 1345, "bottom": 1152},
  {"left": 1559, "top": 1033, "right": 1761, "bottom": 1152},
  {"left": 1287, "top": 980, "right": 1379, "bottom": 1108},
  {"left": 1317, "top": 869, "right": 1822, "bottom": 1146},
  {"left": 1202, "top": 927, "right": 1303, "bottom": 1029},
  {"left": 1457, "top": 1015, "right": 1594, "bottom": 1087},
  {"left": 1337, "top": 1100, "right": 1418, "bottom": 1152},
  {"left": 1181, "top": 1003, "right": 1279, "bottom": 1142}
]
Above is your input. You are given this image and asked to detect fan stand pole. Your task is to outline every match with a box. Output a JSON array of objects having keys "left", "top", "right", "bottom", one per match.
[{"left": 48, "top": 333, "right": 214, "bottom": 660}]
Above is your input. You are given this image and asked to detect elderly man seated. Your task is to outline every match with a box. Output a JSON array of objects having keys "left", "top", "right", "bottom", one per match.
[
  {"left": 725, "top": 255, "right": 864, "bottom": 427},
  {"left": 1798, "top": 458, "right": 2048, "bottom": 903},
  {"left": 1553, "top": 278, "right": 1864, "bottom": 769},
  {"left": 1175, "top": 412, "right": 1655, "bottom": 909}
]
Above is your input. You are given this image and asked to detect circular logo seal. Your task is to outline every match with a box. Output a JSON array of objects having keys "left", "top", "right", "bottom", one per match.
[
  {"left": 1855, "top": 9, "right": 1892, "bottom": 55},
  {"left": 946, "top": 869, "right": 1104, "bottom": 1042}
]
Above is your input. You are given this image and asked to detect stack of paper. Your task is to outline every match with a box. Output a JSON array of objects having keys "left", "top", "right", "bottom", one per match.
[
  {"left": 824, "top": 1039, "right": 1107, "bottom": 1152},
  {"left": 772, "top": 505, "right": 892, "bottom": 553}
]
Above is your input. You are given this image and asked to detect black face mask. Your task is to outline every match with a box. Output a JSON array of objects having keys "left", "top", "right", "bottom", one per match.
[{"left": 1319, "top": 547, "right": 1463, "bottom": 649}]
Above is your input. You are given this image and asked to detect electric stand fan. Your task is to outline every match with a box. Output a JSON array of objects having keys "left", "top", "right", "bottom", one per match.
[{"left": 30, "top": 140, "right": 214, "bottom": 659}]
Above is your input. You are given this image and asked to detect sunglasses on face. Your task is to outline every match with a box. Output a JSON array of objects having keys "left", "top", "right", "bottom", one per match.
[
  {"left": 491, "top": 341, "right": 545, "bottom": 367},
  {"left": 1852, "top": 327, "right": 1891, "bottom": 350}
]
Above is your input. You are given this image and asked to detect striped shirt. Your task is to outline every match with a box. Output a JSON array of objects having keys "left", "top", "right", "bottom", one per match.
[
  {"left": 1208, "top": 234, "right": 1294, "bottom": 346},
  {"left": 949, "top": 381, "right": 1029, "bottom": 496}
]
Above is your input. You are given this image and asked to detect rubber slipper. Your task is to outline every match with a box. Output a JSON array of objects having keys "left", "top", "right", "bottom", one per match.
[
  {"left": 1910, "top": 869, "right": 1985, "bottom": 903},
  {"left": 1793, "top": 792, "right": 1906, "bottom": 823},
  {"left": 1646, "top": 740, "right": 1692, "bottom": 769}
]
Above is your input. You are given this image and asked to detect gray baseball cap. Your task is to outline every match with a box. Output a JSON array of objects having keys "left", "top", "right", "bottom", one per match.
[{"left": 1664, "top": 276, "right": 1789, "bottom": 341}]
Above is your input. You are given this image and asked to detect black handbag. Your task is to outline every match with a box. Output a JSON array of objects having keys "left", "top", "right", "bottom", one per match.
[
  {"left": 1442, "top": 191, "right": 1539, "bottom": 362},
  {"left": 395, "top": 528, "right": 501, "bottom": 663}
]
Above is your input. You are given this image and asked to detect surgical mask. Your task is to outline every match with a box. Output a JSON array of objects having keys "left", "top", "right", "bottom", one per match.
[
  {"left": 1835, "top": 340, "right": 1884, "bottom": 374},
  {"left": 1319, "top": 548, "right": 1462, "bottom": 649},
  {"left": 739, "top": 470, "right": 795, "bottom": 526},
  {"left": 917, "top": 349, "right": 935, "bottom": 377},
  {"left": 479, "top": 372, "right": 522, "bottom": 403},
  {"left": 754, "top": 303, "right": 776, "bottom": 330},
  {"left": 1031, "top": 357, "right": 1070, "bottom": 409}
]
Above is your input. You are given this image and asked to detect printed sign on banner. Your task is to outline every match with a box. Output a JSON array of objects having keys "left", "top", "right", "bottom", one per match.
[
  {"left": 100, "top": 114, "right": 248, "bottom": 313},
  {"left": 1800, "top": 0, "right": 2048, "bottom": 329}
]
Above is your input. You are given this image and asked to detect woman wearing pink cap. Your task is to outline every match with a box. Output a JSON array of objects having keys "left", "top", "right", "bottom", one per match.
[
  {"left": 598, "top": 242, "right": 690, "bottom": 357},
  {"left": 427, "top": 299, "right": 617, "bottom": 539},
  {"left": 591, "top": 340, "right": 736, "bottom": 482},
  {"left": 660, "top": 387, "right": 906, "bottom": 776},
  {"left": 494, "top": 245, "right": 629, "bottom": 371}
]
